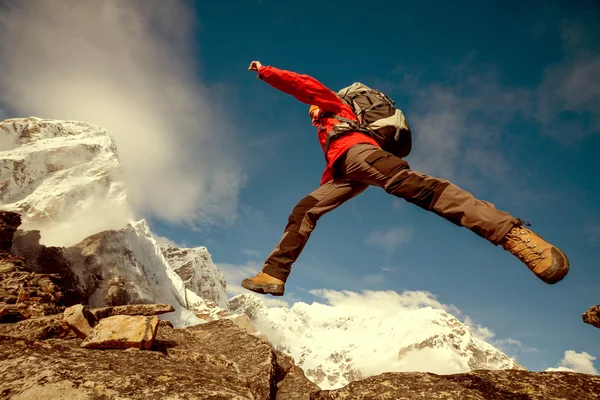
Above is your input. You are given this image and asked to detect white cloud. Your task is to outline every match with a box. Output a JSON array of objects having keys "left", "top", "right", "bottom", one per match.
[
  {"left": 380, "top": 266, "right": 396, "bottom": 272},
  {"left": 242, "top": 248, "right": 263, "bottom": 258},
  {"left": 546, "top": 350, "right": 598, "bottom": 375},
  {"left": 536, "top": 54, "right": 600, "bottom": 141},
  {"left": 382, "top": 59, "right": 529, "bottom": 186},
  {"left": 309, "top": 288, "right": 461, "bottom": 316},
  {"left": 151, "top": 232, "right": 187, "bottom": 248},
  {"left": 365, "top": 227, "right": 413, "bottom": 255},
  {"left": 217, "top": 261, "right": 262, "bottom": 296},
  {"left": 0, "top": 1, "right": 246, "bottom": 229},
  {"left": 391, "top": 198, "right": 404, "bottom": 210},
  {"left": 464, "top": 316, "right": 496, "bottom": 342}
]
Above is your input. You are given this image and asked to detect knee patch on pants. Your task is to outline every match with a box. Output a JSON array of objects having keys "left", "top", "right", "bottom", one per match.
[{"left": 364, "top": 151, "right": 449, "bottom": 211}]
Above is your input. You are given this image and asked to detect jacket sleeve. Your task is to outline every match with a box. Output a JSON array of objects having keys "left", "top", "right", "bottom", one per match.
[{"left": 258, "top": 66, "right": 346, "bottom": 114}]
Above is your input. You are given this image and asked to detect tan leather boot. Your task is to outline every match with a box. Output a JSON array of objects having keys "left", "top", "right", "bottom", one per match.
[
  {"left": 501, "top": 222, "right": 569, "bottom": 284},
  {"left": 241, "top": 272, "right": 285, "bottom": 296}
]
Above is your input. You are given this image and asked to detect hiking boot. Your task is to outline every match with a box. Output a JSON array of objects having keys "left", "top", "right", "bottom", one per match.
[
  {"left": 501, "top": 222, "right": 569, "bottom": 284},
  {"left": 241, "top": 272, "right": 285, "bottom": 296}
]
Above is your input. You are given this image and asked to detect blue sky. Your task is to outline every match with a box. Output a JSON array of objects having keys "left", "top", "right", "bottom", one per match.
[
  {"left": 0, "top": 0, "right": 598, "bottom": 374},
  {"left": 175, "top": 0, "right": 600, "bottom": 372}
]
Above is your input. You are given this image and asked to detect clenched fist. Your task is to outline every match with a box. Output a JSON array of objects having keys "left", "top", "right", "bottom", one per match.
[{"left": 248, "top": 61, "right": 263, "bottom": 72}]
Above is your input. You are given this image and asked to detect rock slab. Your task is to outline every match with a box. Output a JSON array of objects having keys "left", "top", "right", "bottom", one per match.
[
  {"left": 90, "top": 303, "right": 175, "bottom": 320},
  {"left": 81, "top": 315, "right": 159, "bottom": 350}
]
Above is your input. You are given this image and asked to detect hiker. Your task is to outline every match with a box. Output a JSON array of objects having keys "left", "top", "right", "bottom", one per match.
[{"left": 242, "top": 61, "right": 569, "bottom": 296}]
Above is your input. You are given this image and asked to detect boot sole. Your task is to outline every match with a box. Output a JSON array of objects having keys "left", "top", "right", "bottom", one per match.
[
  {"left": 241, "top": 279, "right": 285, "bottom": 296},
  {"left": 537, "top": 247, "right": 570, "bottom": 284}
]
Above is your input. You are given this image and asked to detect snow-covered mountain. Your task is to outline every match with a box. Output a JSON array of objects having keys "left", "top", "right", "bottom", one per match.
[
  {"left": 74, "top": 220, "right": 202, "bottom": 327},
  {"left": 0, "top": 117, "right": 131, "bottom": 246},
  {"left": 229, "top": 293, "right": 524, "bottom": 390},
  {"left": 160, "top": 244, "right": 228, "bottom": 309},
  {"left": 1, "top": 117, "right": 224, "bottom": 327}
]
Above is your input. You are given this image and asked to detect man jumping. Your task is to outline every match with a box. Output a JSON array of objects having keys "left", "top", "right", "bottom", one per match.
[{"left": 242, "top": 61, "right": 569, "bottom": 296}]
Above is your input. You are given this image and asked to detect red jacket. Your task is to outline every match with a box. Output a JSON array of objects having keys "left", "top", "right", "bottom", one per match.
[{"left": 258, "top": 66, "right": 380, "bottom": 184}]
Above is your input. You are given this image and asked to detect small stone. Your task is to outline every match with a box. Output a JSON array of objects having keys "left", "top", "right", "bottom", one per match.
[
  {"left": 81, "top": 315, "right": 159, "bottom": 350},
  {"left": 158, "top": 319, "right": 174, "bottom": 328},
  {"left": 63, "top": 304, "right": 95, "bottom": 338}
]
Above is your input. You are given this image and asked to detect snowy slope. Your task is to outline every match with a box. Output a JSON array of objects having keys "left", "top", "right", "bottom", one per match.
[
  {"left": 160, "top": 244, "right": 228, "bottom": 309},
  {"left": 0, "top": 117, "right": 131, "bottom": 246},
  {"left": 229, "top": 293, "right": 523, "bottom": 390},
  {"left": 75, "top": 219, "right": 202, "bottom": 327},
  {"left": 0, "top": 117, "right": 204, "bottom": 327}
]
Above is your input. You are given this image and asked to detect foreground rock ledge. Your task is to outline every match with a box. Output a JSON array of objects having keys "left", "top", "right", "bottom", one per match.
[
  {"left": 0, "top": 319, "right": 319, "bottom": 400},
  {"left": 310, "top": 370, "right": 600, "bottom": 400}
]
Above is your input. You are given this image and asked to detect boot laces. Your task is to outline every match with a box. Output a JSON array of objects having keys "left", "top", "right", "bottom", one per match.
[{"left": 505, "top": 219, "right": 546, "bottom": 266}]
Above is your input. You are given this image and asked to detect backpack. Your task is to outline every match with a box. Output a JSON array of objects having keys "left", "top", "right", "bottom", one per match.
[{"left": 325, "top": 82, "right": 412, "bottom": 158}]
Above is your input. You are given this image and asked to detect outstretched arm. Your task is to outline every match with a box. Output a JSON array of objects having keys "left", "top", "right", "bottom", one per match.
[{"left": 248, "top": 61, "right": 344, "bottom": 114}]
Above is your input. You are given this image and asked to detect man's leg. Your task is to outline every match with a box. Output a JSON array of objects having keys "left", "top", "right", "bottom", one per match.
[
  {"left": 242, "top": 180, "right": 368, "bottom": 295},
  {"left": 338, "top": 144, "right": 569, "bottom": 284}
]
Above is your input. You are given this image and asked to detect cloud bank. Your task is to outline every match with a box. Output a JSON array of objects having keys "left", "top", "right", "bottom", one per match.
[
  {"left": 546, "top": 350, "right": 598, "bottom": 375},
  {"left": 0, "top": 1, "right": 246, "bottom": 229}
]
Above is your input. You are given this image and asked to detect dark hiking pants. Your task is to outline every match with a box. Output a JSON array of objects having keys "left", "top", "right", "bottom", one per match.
[{"left": 262, "top": 144, "right": 518, "bottom": 282}]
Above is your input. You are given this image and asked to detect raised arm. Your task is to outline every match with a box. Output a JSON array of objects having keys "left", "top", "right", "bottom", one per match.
[{"left": 249, "top": 61, "right": 345, "bottom": 114}]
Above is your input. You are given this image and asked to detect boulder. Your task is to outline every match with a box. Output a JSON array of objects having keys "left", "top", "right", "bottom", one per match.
[
  {"left": 63, "top": 304, "right": 96, "bottom": 338},
  {"left": 81, "top": 315, "right": 159, "bottom": 350},
  {"left": 583, "top": 305, "right": 600, "bottom": 329}
]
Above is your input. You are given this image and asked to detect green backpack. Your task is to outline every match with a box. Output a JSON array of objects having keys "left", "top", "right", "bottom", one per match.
[{"left": 326, "top": 82, "right": 412, "bottom": 158}]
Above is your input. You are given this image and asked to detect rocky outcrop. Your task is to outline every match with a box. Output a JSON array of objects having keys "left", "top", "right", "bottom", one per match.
[
  {"left": 10, "top": 229, "right": 94, "bottom": 306},
  {"left": 0, "top": 318, "right": 319, "bottom": 400},
  {"left": 160, "top": 244, "right": 229, "bottom": 309},
  {"left": 583, "top": 305, "right": 600, "bottom": 329},
  {"left": 0, "top": 213, "right": 64, "bottom": 322},
  {"left": 0, "top": 211, "right": 20, "bottom": 251},
  {"left": 310, "top": 370, "right": 600, "bottom": 399},
  {"left": 9, "top": 216, "right": 201, "bottom": 327}
]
